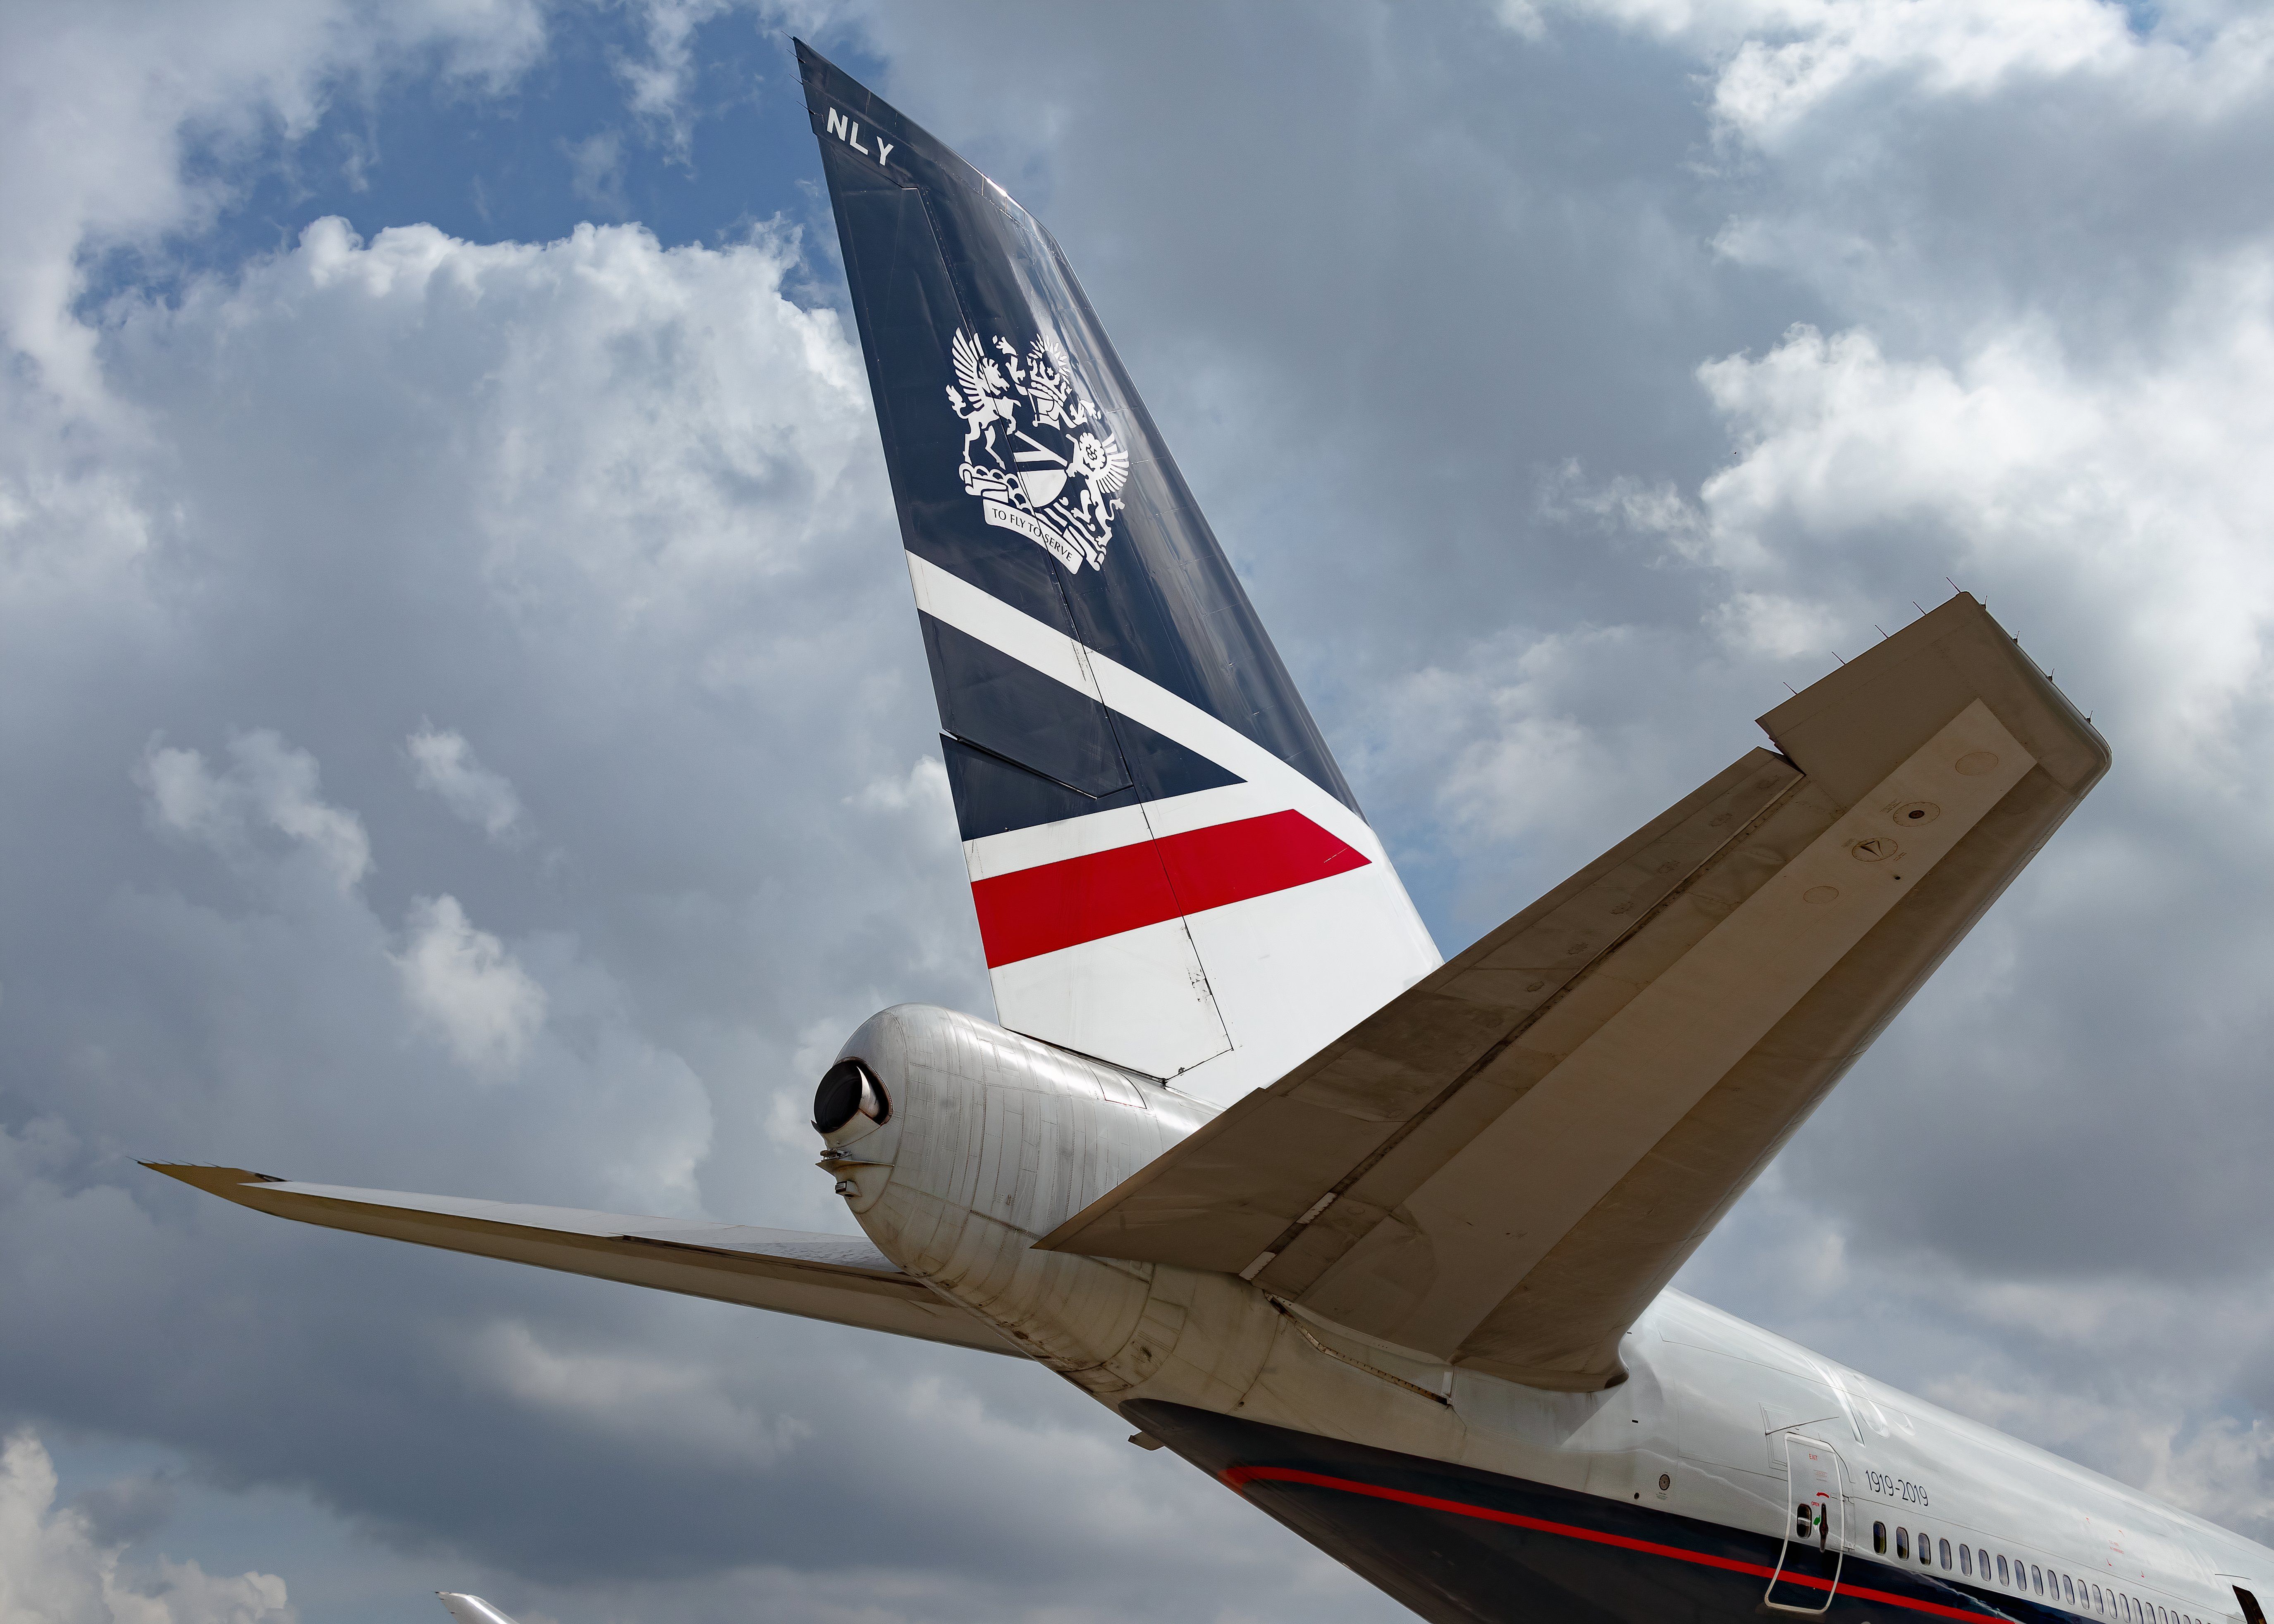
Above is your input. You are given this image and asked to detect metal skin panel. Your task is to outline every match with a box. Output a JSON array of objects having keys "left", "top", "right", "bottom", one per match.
[
  {"left": 987, "top": 918, "right": 1233, "bottom": 1080},
  {"left": 920, "top": 610, "right": 1132, "bottom": 799},
  {"left": 1038, "top": 595, "right": 2109, "bottom": 1389},
  {"left": 143, "top": 1163, "right": 1018, "bottom": 1357}
]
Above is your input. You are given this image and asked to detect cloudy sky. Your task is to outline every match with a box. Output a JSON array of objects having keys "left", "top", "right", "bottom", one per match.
[{"left": 5, "top": 2, "right": 2274, "bottom": 1621}]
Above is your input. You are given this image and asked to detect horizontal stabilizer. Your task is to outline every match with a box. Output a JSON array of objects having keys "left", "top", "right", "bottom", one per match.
[
  {"left": 437, "top": 1597, "right": 518, "bottom": 1624},
  {"left": 1039, "top": 595, "right": 2107, "bottom": 1390},
  {"left": 147, "top": 1164, "right": 1017, "bottom": 1357}
]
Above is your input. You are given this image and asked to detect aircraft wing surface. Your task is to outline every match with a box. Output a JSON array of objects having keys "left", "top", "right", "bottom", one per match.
[
  {"left": 148, "top": 1164, "right": 1019, "bottom": 1357},
  {"left": 1039, "top": 594, "right": 2107, "bottom": 1390}
]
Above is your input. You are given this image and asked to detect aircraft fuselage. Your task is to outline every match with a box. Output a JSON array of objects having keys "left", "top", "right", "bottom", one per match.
[{"left": 827, "top": 1003, "right": 2270, "bottom": 1624}]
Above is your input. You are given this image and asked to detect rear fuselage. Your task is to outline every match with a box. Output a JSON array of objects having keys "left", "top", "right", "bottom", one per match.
[{"left": 827, "top": 1003, "right": 2272, "bottom": 1624}]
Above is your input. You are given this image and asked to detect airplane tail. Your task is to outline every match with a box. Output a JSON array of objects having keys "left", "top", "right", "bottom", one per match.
[{"left": 797, "top": 41, "right": 1438, "bottom": 1097}]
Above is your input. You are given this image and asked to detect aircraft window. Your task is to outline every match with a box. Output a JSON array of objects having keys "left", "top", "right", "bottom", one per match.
[
  {"left": 2066, "top": 1575, "right": 2078, "bottom": 1605},
  {"left": 1941, "top": 1539, "right": 1953, "bottom": 1571},
  {"left": 1876, "top": 1522, "right": 1889, "bottom": 1555},
  {"left": 2036, "top": 1568, "right": 2046, "bottom": 1595},
  {"left": 1898, "top": 1527, "right": 1911, "bottom": 1560},
  {"left": 2095, "top": 1586, "right": 2104, "bottom": 1610},
  {"left": 1795, "top": 1503, "right": 1813, "bottom": 1538},
  {"left": 1962, "top": 1546, "right": 1974, "bottom": 1576},
  {"left": 2000, "top": 1556, "right": 2012, "bottom": 1585}
]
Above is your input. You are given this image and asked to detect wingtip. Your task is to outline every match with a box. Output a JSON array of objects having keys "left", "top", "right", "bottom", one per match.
[{"left": 142, "top": 1163, "right": 286, "bottom": 1195}]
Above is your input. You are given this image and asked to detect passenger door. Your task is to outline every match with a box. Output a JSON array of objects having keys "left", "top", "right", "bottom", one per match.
[{"left": 1768, "top": 1433, "right": 1847, "bottom": 1613}]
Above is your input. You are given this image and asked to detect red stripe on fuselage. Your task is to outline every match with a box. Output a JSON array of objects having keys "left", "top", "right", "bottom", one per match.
[
  {"left": 1219, "top": 1466, "right": 1993, "bottom": 1621},
  {"left": 972, "top": 809, "right": 1370, "bottom": 968}
]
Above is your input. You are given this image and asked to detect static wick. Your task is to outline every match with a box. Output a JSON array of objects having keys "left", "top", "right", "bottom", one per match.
[
  {"left": 1873, "top": 624, "right": 1889, "bottom": 641},
  {"left": 1784, "top": 682, "right": 1799, "bottom": 696},
  {"left": 1831, "top": 650, "right": 1846, "bottom": 666},
  {"left": 1912, "top": 600, "right": 1928, "bottom": 619},
  {"left": 1946, "top": 576, "right": 1962, "bottom": 596}
]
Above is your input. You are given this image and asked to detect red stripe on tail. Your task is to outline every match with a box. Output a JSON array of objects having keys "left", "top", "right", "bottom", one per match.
[{"left": 973, "top": 810, "right": 1370, "bottom": 967}]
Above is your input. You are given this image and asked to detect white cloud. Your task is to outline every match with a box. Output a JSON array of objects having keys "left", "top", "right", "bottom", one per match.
[
  {"left": 1353, "top": 621, "right": 1699, "bottom": 882},
  {"left": 565, "top": 130, "right": 629, "bottom": 218},
  {"left": 407, "top": 725, "right": 526, "bottom": 841},
  {"left": 139, "top": 731, "right": 373, "bottom": 894},
  {"left": 1690, "top": 258, "right": 2274, "bottom": 780},
  {"left": 468, "top": 1319, "right": 812, "bottom": 1467},
  {"left": 615, "top": 0, "right": 732, "bottom": 146},
  {"left": 1709, "top": 590, "right": 1840, "bottom": 659},
  {"left": 0, "top": 1430, "right": 293, "bottom": 1624},
  {"left": 0, "top": 0, "right": 544, "bottom": 418},
  {"left": 395, "top": 894, "right": 548, "bottom": 1075},
  {"left": 1543, "top": 0, "right": 2273, "bottom": 141}
]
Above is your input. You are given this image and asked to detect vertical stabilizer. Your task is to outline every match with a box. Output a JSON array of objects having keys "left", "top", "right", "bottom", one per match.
[{"left": 798, "top": 41, "right": 1438, "bottom": 1098}]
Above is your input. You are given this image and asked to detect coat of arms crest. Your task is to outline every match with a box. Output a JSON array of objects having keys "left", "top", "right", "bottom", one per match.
[{"left": 945, "top": 327, "right": 1129, "bottom": 571}]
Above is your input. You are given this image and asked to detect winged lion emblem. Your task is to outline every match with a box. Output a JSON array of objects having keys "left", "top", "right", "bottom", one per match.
[{"left": 946, "top": 327, "right": 1129, "bottom": 572}]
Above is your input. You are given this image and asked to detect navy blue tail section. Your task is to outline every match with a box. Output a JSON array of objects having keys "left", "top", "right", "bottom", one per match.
[
  {"left": 795, "top": 39, "right": 1358, "bottom": 817},
  {"left": 922, "top": 615, "right": 1242, "bottom": 838}
]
